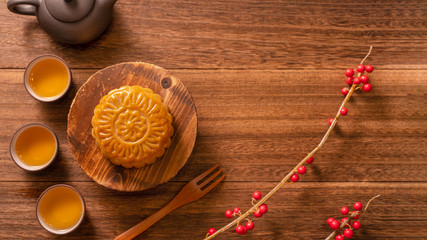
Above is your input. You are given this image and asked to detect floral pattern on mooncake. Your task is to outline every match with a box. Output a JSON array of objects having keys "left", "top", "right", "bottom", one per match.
[{"left": 91, "top": 86, "right": 174, "bottom": 168}]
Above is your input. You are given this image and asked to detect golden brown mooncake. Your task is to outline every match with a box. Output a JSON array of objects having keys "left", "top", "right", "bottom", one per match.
[{"left": 91, "top": 86, "right": 174, "bottom": 168}]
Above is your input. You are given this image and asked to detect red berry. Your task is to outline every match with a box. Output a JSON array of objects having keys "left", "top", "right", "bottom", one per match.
[
  {"left": 335, "top": 234, "right": 344, "bottom": 240},
  {"left": 345, "top": 68, "right": 354, "bottom": 77},
  {"left": 297, "top": 166, "right": 306, "bottom": 174},
  {"left": 259, "top": 204, "right": 268, "bottom": 214},
  {"left": 340, "top": 206, "right": 349, "bottom": 215},
  {"left": 353, "top": 77, "right": 361, "bottom": 84},
  {"left": 365, "top": 65, "right": 374, "bottom": 73},
  {"left": 356, "top": 64, "right": 365, "bottom": 73},
  {"left": 352, "top": 221, "right": 361, "bottom": 230},
  {"left": 233, "top": 207, "right": 241, "bottom": 214},
  {"left": 254, "top": 209, "right": 263, "bottom": 218},
  {"left": 291, "top": 174, "right": 299, "bottom": 182},
  {"left": 340, "top": 217, "right": 349, "bottom": 223},
  {"left": 346, "top": 77, "right": 354, "bottom": 85},
  {"left": 225, "top": 209, "right": 233, "bottom": 218},
  {"left": 354, "top": 202, "right": 363, "bottom": 211},
  {"left": 340, "top": 107, "right": 348, "bottom": 115},
  {"left": 362, "top": 83, "right": 372, "bottom": 92},
  {"left": 341, "top": 87, "right": 349, "bottom": 96},
  {"left": 343, "top": 229, "right": 353, "bottom": 238},
  {"left": 328, "top": 118, "right": 334, "bottom": 125},
  {"left": 360, "top": 75, "right": 369, "bottom": 83},
  {"left": 329, "top": 219, "right": 340, "bottom": 230},
  {"left": 236, "top": 225, "right": 247, "bottom": 235},
  {"left": 306, "top": 156, "right": 314, "bottom": 164},
  {"left": 252, "top": 191, "right": 262, "bottom": 200},
  {"left": 352, "top": 213, "right": 360, "bottom": 220},
  {"left": 327, "top": 217, "right": 335, "bottom": 225},
  {"left": 208, "top": 228, "right": 216, "bottom": 235},
  {"left": 245, "top": 221, "right": 255, "bottom": 230}
]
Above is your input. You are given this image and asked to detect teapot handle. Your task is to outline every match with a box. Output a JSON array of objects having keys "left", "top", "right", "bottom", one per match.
[{"left": 7, "top": 0, "right": 40, "bottom": 16}]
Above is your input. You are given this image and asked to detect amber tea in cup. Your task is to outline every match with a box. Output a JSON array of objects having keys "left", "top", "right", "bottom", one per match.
[
  {"left": 24, "top": 55, "right": 71, "bottom": 102},
  {"left": 10, "top": 123, "right": 58, "bottom": 171},
  {"left": 37, "top": 184, "right": 85, "bottom": 234}
]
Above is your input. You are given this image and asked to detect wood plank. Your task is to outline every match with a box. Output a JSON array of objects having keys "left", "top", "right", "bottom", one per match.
[
  {"left": 1, "top": 182, "right": 426, "bottom": 239},
  {"left": 0, "top": 0, "right": 426, "bottom": 69},
  {"left": 0, "top": 69, "right": 425, "bottom": 183},
  {"left": 1, "top": 0, "right": 426, "bottom": 239}
]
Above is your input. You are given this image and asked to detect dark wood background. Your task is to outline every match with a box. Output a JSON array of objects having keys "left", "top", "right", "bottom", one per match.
[{"left": 1, "top": 0, "right": 426, "bottom": 239}]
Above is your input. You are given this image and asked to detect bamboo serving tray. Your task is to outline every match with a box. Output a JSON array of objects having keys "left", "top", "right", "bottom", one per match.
[{"left": 67, "top": 62, "right": 197, "bottom": 191}]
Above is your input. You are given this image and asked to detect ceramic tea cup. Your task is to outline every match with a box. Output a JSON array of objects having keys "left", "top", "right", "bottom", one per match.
[
  {"left": 24, "top": 55, "right": 71, "bottom": 102},
  {"left": 10, "top": 123, "right": 58, "bottom": 171},
  {"left": 36, "top": 184, "right": 85, "bottom": 235}
]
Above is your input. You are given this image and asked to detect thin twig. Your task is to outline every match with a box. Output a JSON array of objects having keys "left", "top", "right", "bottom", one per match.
[
  {"left": 204, "top": 46, "right": 373, "bottom": 240},
  {"left": 325, "top": 194, "right": 380, "bottom": 240},
  {"left": 360, "top": 46, "right": 373, "bottom": 65},
  {"left": 364, "top": 194, "right": 381, "bottom": 212}
]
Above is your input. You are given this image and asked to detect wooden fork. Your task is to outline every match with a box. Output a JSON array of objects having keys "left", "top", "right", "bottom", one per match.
[{"left": 115, "top": 165, "right": 225, "bottom": 240}]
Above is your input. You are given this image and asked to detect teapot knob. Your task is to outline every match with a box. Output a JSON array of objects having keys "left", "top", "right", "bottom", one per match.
[{"left": 44, "top": 0, "right": 95, "bottom": 23}]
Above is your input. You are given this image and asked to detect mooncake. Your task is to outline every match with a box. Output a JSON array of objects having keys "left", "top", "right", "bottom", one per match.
[{"left": 91, "top": 86, "right": 174, "bottom": 168}]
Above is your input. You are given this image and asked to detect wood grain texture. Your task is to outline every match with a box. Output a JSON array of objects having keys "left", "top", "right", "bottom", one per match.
[
  {"left": 1, "top": 68, "right": 426, "bottom": 239},
  {"left": 1, "top": 182, "right": 427, "bottom": 239},
  {"left": 68, "top": 63, "right": 197, "bottom": 191},
  {"left": 1, "top": 70, "right": 425, "bottom": 182},
  {"left": 0, "top": 0, "right": 426, "bottom": 69},
  {"left": 1, "top": 0, "right": 426, "bottom": 239}
]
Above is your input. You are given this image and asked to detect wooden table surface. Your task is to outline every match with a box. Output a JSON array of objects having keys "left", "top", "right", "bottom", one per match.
[{"left": 1, "top": 1, "right": 426, "bottom": 239}]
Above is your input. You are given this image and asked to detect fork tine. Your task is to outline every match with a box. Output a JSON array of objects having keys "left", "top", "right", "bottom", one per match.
[
  {"left": 198, "top": 169, "right": 223, "bottom": 189},
  {"left": 201, "top": 174, "right": 226, "bottom": 194},
  {"left": 192, "top": 165, "right": 219, "bottom": 183}
]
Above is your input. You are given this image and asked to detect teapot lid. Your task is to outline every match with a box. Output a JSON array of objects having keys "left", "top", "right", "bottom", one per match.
[{"left": 45, "top": 0, "right": 95, "bottom": 23}]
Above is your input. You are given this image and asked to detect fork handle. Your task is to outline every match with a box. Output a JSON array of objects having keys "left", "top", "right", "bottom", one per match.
[{"left": 114, "top": 198, "right": 183, "bottom": 240}]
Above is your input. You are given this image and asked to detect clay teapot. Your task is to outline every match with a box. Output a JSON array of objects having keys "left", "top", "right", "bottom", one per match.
[{"left": 7, "top": 0, "right": 117, "bottom": 44}]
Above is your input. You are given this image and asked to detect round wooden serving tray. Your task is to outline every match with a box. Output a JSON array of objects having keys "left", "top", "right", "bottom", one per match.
[{"left": 67, "top": 62, "right": 197, "bottom": 191}]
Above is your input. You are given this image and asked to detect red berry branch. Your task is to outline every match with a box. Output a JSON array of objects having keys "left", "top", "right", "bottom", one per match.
[
  {"left": 204, "top": 46, "right": 375, "bottom": 239},
  {"left": 326, "top": 195, "right": 380, "bottom": 240}
]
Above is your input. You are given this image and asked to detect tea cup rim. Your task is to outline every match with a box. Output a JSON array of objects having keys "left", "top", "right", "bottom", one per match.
[
  {"left": 36, "top": 184, "right": 86, "bottom": 235},
  {"left": 9, "top": 122, "right": 59, "bottom": 172},
  {"left": 24, "top": 54, "right": 72, "bottom": 102}
]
